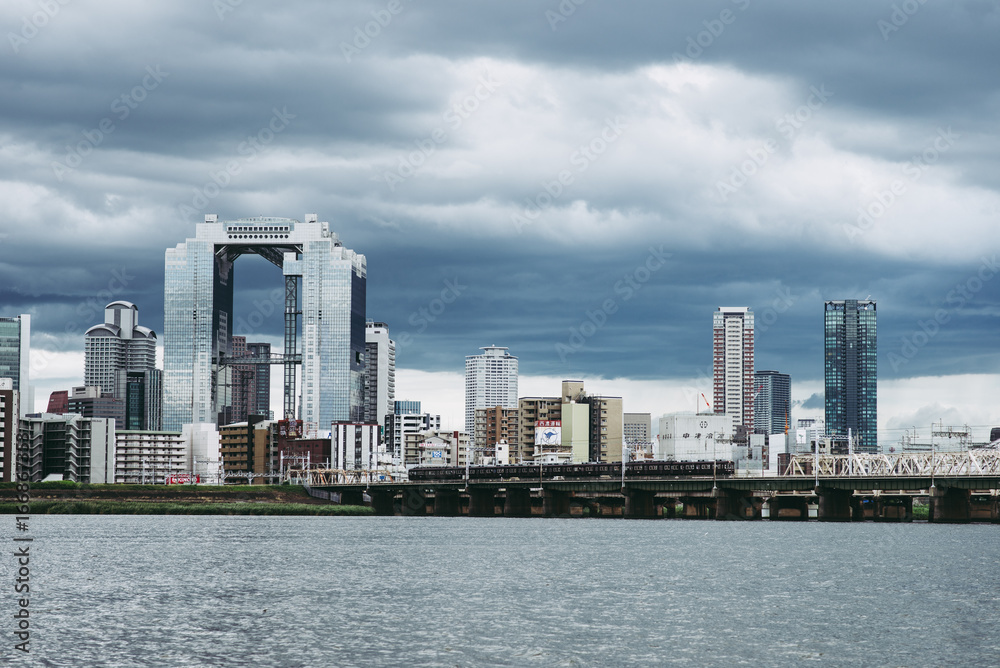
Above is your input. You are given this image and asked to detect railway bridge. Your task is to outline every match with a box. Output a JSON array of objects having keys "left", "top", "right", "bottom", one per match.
[{"left": 305, "top": 451, "right": 1000, "bottom": 523}]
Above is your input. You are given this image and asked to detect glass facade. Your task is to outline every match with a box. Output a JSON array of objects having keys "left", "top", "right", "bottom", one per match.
[
  {"left": 824, "top": 299, "right": 877, "bottom": 453},
  {"left": 0, "top": 315, "right": 29, "bottom": 400},
  {"left": 163, "top": 216, "right": 366, "bottom": 434},
  {"left": 753, "top": 371, "right": 791, "bottom": 435}
]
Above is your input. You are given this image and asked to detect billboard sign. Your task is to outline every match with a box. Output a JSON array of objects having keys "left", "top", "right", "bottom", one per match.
[{"left": 535, "top": 420, "right": 562, "bottom": 446}]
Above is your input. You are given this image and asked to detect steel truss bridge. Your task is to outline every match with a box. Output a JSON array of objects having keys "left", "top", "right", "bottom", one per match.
[{"left": 782, "top": 450, "right": 1000, "bottom": 478}]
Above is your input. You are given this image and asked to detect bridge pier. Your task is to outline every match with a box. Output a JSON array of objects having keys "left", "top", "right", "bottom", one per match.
[
  {"left": 714, "top": 489, "right": 758, "bottom": 520},
  {"left": 341, "top": 489, "right": 365, "bottom": 506},
  {"left": 543, "top": 489, "right": 571, "bottom": 517},
  {"left": 850, "top": 495, "right": 865, "bottom": 522},
  {"left": 624, "top": 490, "right": 657, "bottom": 519},
  {"left": 660, "top": 498, "right": 677, "bottom": 519},
  {"left": 468, "top": 488, "right": 497, "bottom": 517},
  {"left": 769, "top": 495, "right": 809, "bottom": 521},
  {"left": 680, "top": 496, "right": 714, "bottom": 519},
  {"left": 874, "top": 496, "right": 912, "bottom": 522},
  {"left": 433, "top": 489, "right": 461, "bottom": 516},
  {"left": 969, "top": 494, "right": 996, "bottom": 522},
  {"left": 400, "top": 487, "right": 427, "bottom": 516},
  {"left": 503, "top": 487, "right": 533, "bottom": 517},
  {"left": 930, "top": 486, "right": 971, "bottom": 523},
  {"left": 816, "top": 487, "right": 853, "bottom": 522},
  {"left": 370, "top": 489, "right": 396, "bottom": 516}
]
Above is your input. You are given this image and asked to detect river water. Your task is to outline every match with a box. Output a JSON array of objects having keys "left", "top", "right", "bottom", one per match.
[{"left": 7, "top": 516, "right": 1000, "bottom": 667}]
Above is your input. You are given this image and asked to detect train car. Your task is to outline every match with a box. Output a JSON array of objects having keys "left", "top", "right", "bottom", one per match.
[{"left": 408, "top": 460, "right": 735, "bottom": 482}]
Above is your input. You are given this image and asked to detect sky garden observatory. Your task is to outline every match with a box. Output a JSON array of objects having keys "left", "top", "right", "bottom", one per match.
[{"left": 163, "top": 215, "right": 366, "bottom": 434}]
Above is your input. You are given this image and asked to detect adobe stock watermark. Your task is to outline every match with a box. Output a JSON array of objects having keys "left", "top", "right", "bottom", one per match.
[
  {"left": 671, "top": 0, "right": 751, "bottom": 65},
  {"left": 556, "top": 246, "right": 670, "bottom": 362},
  {"left": 12, "top": 445, "right": 33, "bottom": 654},
  {"left": 888, "top": 255, "right": 998, "bottom": 371},
  {"left": 177, "top": 107, "right": 295, "bottom": 218},
  {"left": 340, "top": 0, "right": 413, "bottom": 61},
  {"left": 716, "top": 84, "right": 832, "bottom": 202},
  {"left": 380, "top": 73, "right": 501, "bottom": 192},
  {"left": 545, "top": 0, "right": 587, "bottom": 31},
  {"left": 395, "top": 278, "right": 467, "bottom": 349},
  {"left": 845, "top": 127, "right": 958, "bottom": 242},
  {"left": 51, "top": 65, "right": 169, "bottom": 181},
  {"left": 8, "top": 0, "right": 72, "bottom": 53},
  {"left": 755, "top": 285, "right": 797, "bottom": 334},
  {"left": 877, "top": 0, "right": 927, "bottom": 41},
  {"left": 512, "top": 116, "right": 627, "bottom": 233}
]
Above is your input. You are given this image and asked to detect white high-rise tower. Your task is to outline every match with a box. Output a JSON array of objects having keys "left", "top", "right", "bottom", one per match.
[
  {"left": 464, "top": 346, "right": 518, "bottom": 437},
  {"left": 712, "top": 307, "right": 754, "bottom": 431}
]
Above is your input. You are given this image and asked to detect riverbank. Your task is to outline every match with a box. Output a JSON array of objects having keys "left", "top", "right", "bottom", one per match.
[{"left": 0, "top": 481, "right": 373, "bottom": 515}]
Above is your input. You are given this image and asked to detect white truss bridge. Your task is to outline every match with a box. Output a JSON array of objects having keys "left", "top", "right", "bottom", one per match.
[
  {"left": 287, "top": 468, "right": 400, "bottom": 485},
  {"left": 783, "top": 449, "right": 1000, "bottom": 478}
]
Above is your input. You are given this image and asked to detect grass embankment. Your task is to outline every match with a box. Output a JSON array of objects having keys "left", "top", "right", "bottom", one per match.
[{"left": 0, "top": 481, "right": 372, "bottom": 516}]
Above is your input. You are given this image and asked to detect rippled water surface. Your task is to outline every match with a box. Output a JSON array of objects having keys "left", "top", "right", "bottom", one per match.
[{"left": 11, "top": 516, "right": 1000, "bottom": 667}]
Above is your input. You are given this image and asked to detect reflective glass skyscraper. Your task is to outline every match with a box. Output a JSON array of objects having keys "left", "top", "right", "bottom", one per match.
[
  {"left": 0, "top": 314, "right": 30, "bottom": 417},
  {"left": 824, "top": 299, "right": 877, "bottom": 453},
  {"left": 163, "top": 215, "right": 366, "bottom": 434}
]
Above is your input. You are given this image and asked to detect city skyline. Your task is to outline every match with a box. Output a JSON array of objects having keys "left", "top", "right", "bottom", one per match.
[{"left": 1, "top": 1, "right": 998, "bottom": 441}]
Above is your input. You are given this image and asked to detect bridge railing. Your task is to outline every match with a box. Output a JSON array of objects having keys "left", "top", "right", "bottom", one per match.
[{"left": 782, "top": 450, "right": 1000, "bottom": 477}]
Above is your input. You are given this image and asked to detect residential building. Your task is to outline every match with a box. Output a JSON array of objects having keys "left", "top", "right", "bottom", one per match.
[
  {"left": 583, "top": 394, "right": 623, "bottom": 463},
  {"left": 386, "top": 402, "right": 441, "bottom": 463},
  {"left": 517, "top": 396, "right": 562, "bottom": 464},
  {"left": 332, "top": 422, "right": 380, "bottom": 470},
  {"left": 164, "top": 214, "right": 366, "bottom": 432},
  {"left": 0, "top": 379, "right": 18, "bottom": 482},
  {"left": 115, "top": 430, "right": 187, "bottom": 484},
  {"left": 824, "top": 299, "right": 878, "bottom": 453},
  {"left": 364, "top": 321, "right": 395, "bottom": 430},
  {"left": 18, "top": 414, "right": 115, "bottom": 483},
  {"left": 404, "top": 429, "right": 468, "bottom": 467},
  {"left": 713, "top": 306, "right": 754, "bottom": 433},
  {"left": 219, "top": 416, "right": 270, "bottom": 484},
  {"left": 464, "top": 346, "right": 518, "bottom": 438},
  {"left": 753, "top": 371, "right": 791, "bottom": 435},
  {"left": 0, "top": 315, "right": 30, "bottom": 416},
  {"left": 473, "top": 406, "right": 519, "bottom": 454}
]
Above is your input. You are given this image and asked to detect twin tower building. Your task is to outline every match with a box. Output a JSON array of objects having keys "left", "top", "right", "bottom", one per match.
[{"left": 162, "top": 214, "right": 368, "bottom": 434}]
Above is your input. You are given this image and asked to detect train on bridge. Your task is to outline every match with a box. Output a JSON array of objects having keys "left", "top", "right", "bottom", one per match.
[{"left": 408, "top": 459, "right": 735, "bottom": 482}]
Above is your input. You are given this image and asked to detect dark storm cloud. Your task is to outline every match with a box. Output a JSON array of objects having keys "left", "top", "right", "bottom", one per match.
[{"left": 1, "top": 0, "right": 998, "bottom": 409}]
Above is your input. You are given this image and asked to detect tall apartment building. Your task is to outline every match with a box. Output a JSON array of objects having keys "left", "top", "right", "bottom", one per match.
[
  {"left": 825, "top": 299, "right": 877, "bottom": 453},
  {"left": 583, "top": 394, "right": 623, "bottom": 463},
  {"left": 713, "top": 307, "right": 755, "bottom": 433},
  {"left": 84, "top": 301, "right": 160, "bottom": 429},
  {"left": 0, "top": 315, "right": 30, "bottom": 416},
  {"left": 473, "top": 406, "right": 519, "bottom": 453},
  {"left": 115, "top": 430, "right": 188, "bottom": 484},
  {"left": 753, "top": 370, "right": 791, "bottom": 435},
  {"left": 364, "top": 321, "right": 395, "bottom": 430},
  {"left": 386, "top": 401, "right": 441, "bottom": 463},
  {"left": 332, "top": 422, "right": 380, "bottom": 470},
  {"left": 219, "top": 416, "right": 270, "bottom": 484},
  {"left": 0, "top": 379, "right": 18, "bottom": 482},
  {"left": 18, "top": 414, "right": 115, "bottom": 483},
  {"left": 464, "top": 346, "right": 518, "bottom": 438},
  {"left": 164, "top": 215, "right": 366, "bottom": 432},
  {"left": 517, "top": 396, "right": 562, "bottom": 464}
]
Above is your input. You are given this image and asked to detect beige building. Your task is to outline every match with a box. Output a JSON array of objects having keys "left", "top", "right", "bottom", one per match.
[
  {"left": 474, "top": 406, "right": 519, "bottom": 454},
  {"left": 404, "top": 429, "right": 469, "bottom": 468},
  {"left": 517, "top": 396, "right": 562, "bottom": 463}
]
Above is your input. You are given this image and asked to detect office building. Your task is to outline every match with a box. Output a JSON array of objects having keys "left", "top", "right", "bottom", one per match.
[
  {"left": 18, "top": 414, "right": 115, "bottom": 483},
  {"left": 753, "top": 371, "right": 791, "bottom": 435},
  {"left": 657, "top": 412, "right": 733, "bottom": 462},
  {"left": 164, "top": 214, "right": 366, "bottom": 433},
  {"left": 364, "top": 321, "right": 395, "bottom": 429},
  {"left": 84, "top": 301, "right": 160, "bottom": 429},
  {"left": 624, "top": 413, "right": 652, "bottom": 453},
  {"left": 824, "top": 299, "right": 877, "bottom": 453},
  {"left": 713, "top": 307, "right": 754, "bottom": 432},
  {"left": 246, "top": 342, "right": 272, "bottom": 418},
  {"left": 464, "top": 346, "right": 518, "bottom": 438},
  {"left": 0, "top": 314, "right": 30, "bottom": 416},
  {"left": 0, "top": 379, "right": 18, "bottom": 482},
  {"left": 66, "top": 386, "right": 124, "bottom": 425}
]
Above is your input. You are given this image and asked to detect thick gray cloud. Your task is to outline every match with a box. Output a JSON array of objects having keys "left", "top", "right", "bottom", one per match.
[{"left": 1, "top": 0, "right": 998, "bottom": 425}]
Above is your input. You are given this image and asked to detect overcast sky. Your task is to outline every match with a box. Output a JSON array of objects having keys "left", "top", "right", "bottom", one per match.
[{"left": 2, "top": 0, "right": 998, "bottom": 441}]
